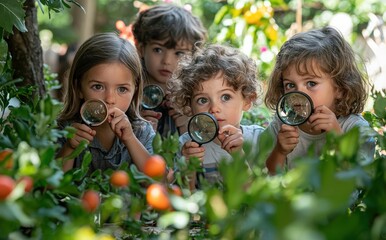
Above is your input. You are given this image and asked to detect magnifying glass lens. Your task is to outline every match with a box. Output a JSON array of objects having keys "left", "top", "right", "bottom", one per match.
[
  {"left": 188, "top": 113, "right": 219, "bottom": 145},
  {"left": 142, "top": 85, "right": 165, "bottom": 109},
  {"left": 80, "top": 99, "right": 108, "bottom": 126},
  {"left": 277, "top": 91, "right": 313, "bottom": 126}
]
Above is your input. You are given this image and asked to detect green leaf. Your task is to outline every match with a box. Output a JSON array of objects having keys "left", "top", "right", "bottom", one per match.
[
  {"left": 214, "top": 5, "right": 229, "bottom": 25},
  {"left": 0, "top": 0, "right": 27, "bottom": 33},
  {"left": 0, "top": 201, "right": 34, "bottom": 226},
  {"left": 339, "top": 127, "right": 359, "bottom": 159},
  {"left": 374, "top": 91, "right": 386, "bottom": 119},
  {"left": 157, "top": 211, "right": 190, "bottom": 229}
]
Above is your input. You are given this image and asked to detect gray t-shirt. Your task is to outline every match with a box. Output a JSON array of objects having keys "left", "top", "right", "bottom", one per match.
[
  {"left": 266, "top": 114, "right": 375, "bottom": 169},
  {"left": 58, "top": 119, "right": 155, "bottom": 174},
  {"left": 177, "top": 125, "right": 265, "bottom": 184}
]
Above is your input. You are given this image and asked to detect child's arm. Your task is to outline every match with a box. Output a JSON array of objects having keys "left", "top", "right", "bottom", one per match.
[
  {"left": 108, "top": 108, "right": 151, "bottom": 172},
  {"left": 56, "top": 123, "right": 96, "bottom": 172},
  {"left": 181, "top": 141, "right": 205, "bottom": 191},
  {"left": 266, "top": 124, "right": 299, "bottom": 174}
]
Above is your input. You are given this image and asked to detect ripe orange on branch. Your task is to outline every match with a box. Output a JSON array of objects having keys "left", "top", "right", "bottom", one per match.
[
  {"left": 146, "top": 183, "right": 170, "bottom": 211},
  {"left": 81, "top": 190, "right": 100, "bottom": 213},
  {"left": 143, "top": 155, "right": 166, "bottom": 178},
  {"left": 110, "top": 170, "right": 129, "bottom": 188},
  {"left": 0, "top": 175, "right": 15, "bottom": 200}
]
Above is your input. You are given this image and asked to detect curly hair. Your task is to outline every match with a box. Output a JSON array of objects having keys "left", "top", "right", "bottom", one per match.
[
  {"left": 132, "top": 4, "right": 207, "bottom": 50},
  {"left": 167, "top": 44, "right": 262, "bottom": 116},
  {"left": 264, "top": 26, "right": 369, "bottom": 116}
]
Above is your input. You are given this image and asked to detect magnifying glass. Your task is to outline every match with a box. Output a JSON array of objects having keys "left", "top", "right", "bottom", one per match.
[
  {"left": 188, "top": 112, "right": 219, "bottom": 145},
  {"left": 80, "top": 99, "right": 108, "bottom": 126},
  {"left": 276, "top": 91, "right": 314, "bottom": 126},
  {"left": 142, "top": 84, "right": 165, "bottom": 109}
]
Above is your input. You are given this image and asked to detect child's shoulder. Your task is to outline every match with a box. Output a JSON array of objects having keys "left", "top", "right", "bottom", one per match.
[
  {"left": 339, "top": 113, "right": 370, "bottom": 130},
  {"left": 132, "top": 119, "right": 155, "bottom": 133}
]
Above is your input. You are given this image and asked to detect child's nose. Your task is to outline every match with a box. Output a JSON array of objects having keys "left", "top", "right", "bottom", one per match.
[
  {"left": 162, "top": 52, "right": 173, "bottom": 65},
  {"left": 208, "top": 102, "right": 220, "bottom": 114},
  {"left": 104, "top": 90, "right": 116, "bottom": 105}
]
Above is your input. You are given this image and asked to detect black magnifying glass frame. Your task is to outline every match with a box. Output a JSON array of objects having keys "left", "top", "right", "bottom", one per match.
[
  {"left": 80, "top": 99, "right": 108, "bottom": 126},
  {"left": 276, "top": 91, "right": 314, "bottom": 126},
  {"left": 141, "top": 84, "right": 165, "bottom": 110},
  {"left": 188, "top": 112, "right": 219, "bottom": 145}
]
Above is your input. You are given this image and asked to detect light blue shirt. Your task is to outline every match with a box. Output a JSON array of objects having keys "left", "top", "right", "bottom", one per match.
[{"left": 177, "top": 125, "right": 265, "bottom": 184}]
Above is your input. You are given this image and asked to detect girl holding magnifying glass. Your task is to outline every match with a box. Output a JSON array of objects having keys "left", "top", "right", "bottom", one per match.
[
  {"left": 168, "top": 44, "right": 265, "bottom": 189},
  {"left": 264, "top": 26, "right": 375, "bottom": 175},
  {"left": 56, "top": 33, "right": 155, "bottom": 174}
]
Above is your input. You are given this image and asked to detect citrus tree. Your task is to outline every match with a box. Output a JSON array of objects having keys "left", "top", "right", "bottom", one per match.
[{"left": 1, "top": 0, "right": 386, "bottom": 239}]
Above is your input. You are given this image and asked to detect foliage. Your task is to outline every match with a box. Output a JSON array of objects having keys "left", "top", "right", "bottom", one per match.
[
  {"left": 0, "top": 0, "right": 386, "bottom": 239},
  {"left": 209, "top": 0, "right": 286, "bottom": 81},
  {"left": 1, "top": 64, "right": 385, "bottom": 238}
]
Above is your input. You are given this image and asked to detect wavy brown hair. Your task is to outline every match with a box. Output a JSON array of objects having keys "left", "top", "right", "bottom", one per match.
[
  {"left": 167, "top": 43, "right": 262, "bottom": 116},
  {"left": 264, "top": 26, "right": 369, "bottom": 116}
]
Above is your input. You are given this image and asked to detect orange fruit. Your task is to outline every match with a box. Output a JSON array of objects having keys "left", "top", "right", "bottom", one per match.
[
  {"left": 17, "top": 176, "right": 34, "bottom": 193},
  {"left": 81, "top": 190, "right": 100, "bottom": 212},
  {"left": 0, "top": 149, "right": 13, "bottom": 169},
  {"left": 169, "top": 184, "right": 182, "bottom": 196},
  {"left": 146, "top": 183, "right": 170, "bottom": 211},
  {"left": 0, "top": 175, "right": 15, "bottom": 200},
  {"left": 143, "top": 155, "right": 166, "bottom": 178},
  {"left": 110, "top": 170, "right": 129, "bottom": 188}
]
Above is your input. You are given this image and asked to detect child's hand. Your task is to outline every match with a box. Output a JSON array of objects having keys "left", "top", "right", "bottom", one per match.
[
  {"left": 140, "top": 109, "right": 162, "bottom": 131},
  {"left": 217, "top": 125, "right": 243, "bottom": 154},
  {"left": 308, "top": 105, "right": 342, "bottom": 134},
  {"left": 68, "top": 122, "right": 96, "bottom": 149},
  {"left": 276, "top": 124, "right": 299, "bottom": 155},
  {"left": 181, "top": 141, "right": 205, "bottom": 162},
  {"left": 108, "top": 107, "right": 134, "bottom": 142},
  {"left": 168, "top": 107, "right": 189, "bottom": 133}
]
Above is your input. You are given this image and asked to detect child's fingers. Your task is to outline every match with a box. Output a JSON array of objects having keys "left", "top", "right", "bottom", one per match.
[
  {"left": 182, "top": 141, "right": 205, "bottom": 160},
  {"left": 141, "top": 109, "right": 162, "bottom": 120}
]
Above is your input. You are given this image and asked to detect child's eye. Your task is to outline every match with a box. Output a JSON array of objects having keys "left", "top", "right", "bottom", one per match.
[
  {"left": 221, "top": 94, "right": 231, "bottom": 102},
  {"left": 153, "top": 47, "right": 162, "bottom": 53},
  {"left": 196, "top": 97, "right": 208, "bottom": 105},
  {"left": 284, "top": 83, "right": 295, "bottom": 90},
  {"left": 91, "top": 84, "right": 104, "bottom": 91},
  {"left": 307, "top": 81, "right": 316, "bottom": 88},
  {"left": 117, "top": 87, "right": 128, "bottom": 94}
]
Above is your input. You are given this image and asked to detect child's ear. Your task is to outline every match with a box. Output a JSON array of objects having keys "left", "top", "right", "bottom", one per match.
[
  {"left": 242, "top": 97, "right": 254, "bottom": 111},
  {"left": 335, "top": 87, "right": 343, "bottom": 100}
]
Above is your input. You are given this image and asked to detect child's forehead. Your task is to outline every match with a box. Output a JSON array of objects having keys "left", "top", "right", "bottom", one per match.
[
  {"left": 195, "top": 73, "right": 232, "bottom": 90},
  {"left": 148, "top": 39, "right": 193, "bottom": 50},
  {"left": 284, "top": 59, "right": 327, "bottom": 77}
]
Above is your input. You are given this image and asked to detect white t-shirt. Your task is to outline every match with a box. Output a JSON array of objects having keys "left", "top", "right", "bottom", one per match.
[
  {"left": 266, "top": 114, "right": 375, "bottom": 169},
  {"left": 177, "top": 125, "right": 265, "bottom": 184}
]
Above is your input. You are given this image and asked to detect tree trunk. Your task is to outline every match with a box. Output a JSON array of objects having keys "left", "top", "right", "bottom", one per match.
[
  {"left": 72, "top": 0, "right": 96, "bottom": 45},
  {"left": 4, "top": 0, "right": 45, "bottom": 97}
]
